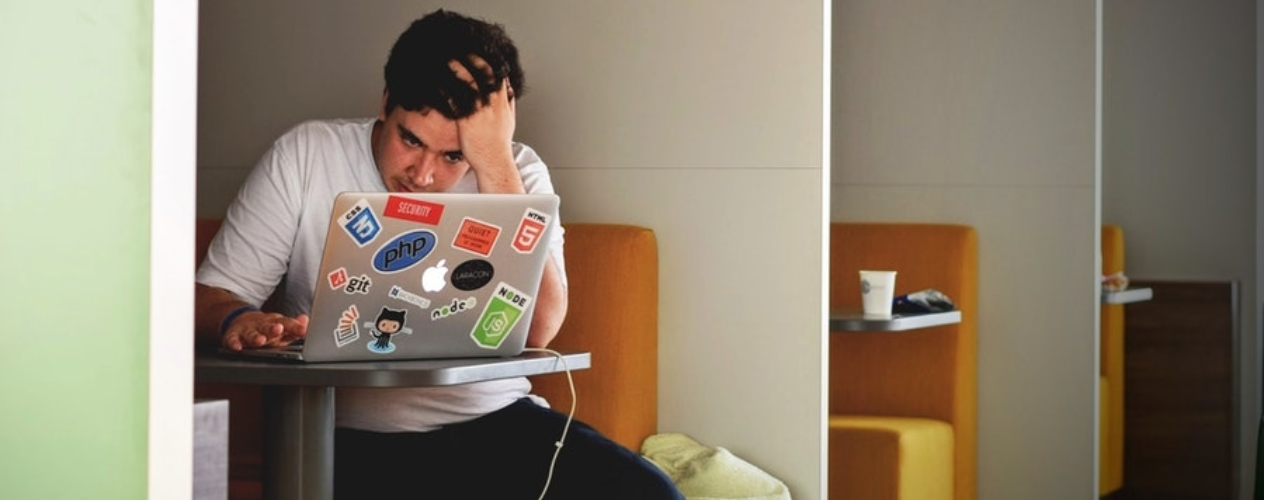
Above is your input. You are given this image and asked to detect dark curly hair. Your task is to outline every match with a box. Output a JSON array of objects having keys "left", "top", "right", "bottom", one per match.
[{"left": 383, "top": 9, "right": 525, "bottom": 119}]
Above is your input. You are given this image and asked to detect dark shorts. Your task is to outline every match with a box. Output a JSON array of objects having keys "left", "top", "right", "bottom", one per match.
[{"left": 334, "top": 398, "right": 685, "bottom": 500}]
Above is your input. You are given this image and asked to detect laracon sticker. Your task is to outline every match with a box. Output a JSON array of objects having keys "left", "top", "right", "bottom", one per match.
[
  {"left": 512, "top": 208, "right": 550, "bottom": 254},
  {"left": 470, "top": 283, "right": 531, "bottom": 349},
  {"left": 373, "top": 229, "right": 438, "bottom": 274},
  {"left": 340, "top": 198, "right": 382, "bottom": 247},
  {"left": 452, "top": 217, "right": 501, "bottom": 257},
  {"left": 384, "top": 196, "right": 445, "bottom": 225},
  {"left": 328, "top": 267, "right": 349, "bottom": 290},
  {"left": 451, "top": 259, "right": 494, "bottom": 291},
  {"left": 388, "top": 285, "right": 431, "bottom": 309},
  {"left": 334, "top": 305, "right": 360, "bottom": 348}
]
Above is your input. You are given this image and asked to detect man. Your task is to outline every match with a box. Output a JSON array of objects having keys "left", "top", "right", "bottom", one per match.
[{"left": 195, "top": 9, "right": 683, "bottom": 500}]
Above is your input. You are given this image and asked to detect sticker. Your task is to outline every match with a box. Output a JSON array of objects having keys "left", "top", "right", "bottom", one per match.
[
  {"left": 373, "top": 229, "right": 437, "bottom": 274},
  {"left": 452, "top": 217, "right": 501, "bottom": 257},
  {"left": 470, "top": 283, "right": 530, "bottom": 349},
  {"left": 328, "top": 267, "right": 349, "bottom": 290},
  {"left": 451, "top": 259, "right": 494, "bottom": 291},
  {"left": 388, "top": 285, "right": 431, "bottom": 309},
  {"left": 339, "top": 198, "right": 382, "bottom": 247},
  {"left": 333, "top": 305, "right": 360, "bottom": 348},
  {"left": 384, "top": 196, "right": 445, "bottom": 225},
  {"left": 431, "top": 297, "right": 477, "bottom": 321},
  {"left": 364, "top": 307, "right": 413, "bottom": 354},
  {"left": 512, "top": 208, "right": 550, "bottom": 254},
  {"left": 421, "top": 259, "right": 449, "bottom": 292},
  {"left": 344, "top": 274, "right": 372, "bottom": 294}
]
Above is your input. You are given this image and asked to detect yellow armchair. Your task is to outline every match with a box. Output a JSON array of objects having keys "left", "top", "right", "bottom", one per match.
[{"left": 828, "top": 223, "right": 978, "bottom": 500}]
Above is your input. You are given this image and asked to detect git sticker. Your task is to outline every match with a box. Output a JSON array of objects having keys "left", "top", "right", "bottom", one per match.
[
  {"left": 512, "top": 208, "right": 549, "bottom": 254},
  {"left": 452, "top": 217, "right": 501, "bottom": 257},
  {"left": 340, "top": 198, "right": 381, "bottom": 248},
  {"left": 334, "top": 305, "right": 360, "bottom": 348},
  {"left": 470, "top": 283, "right": 530, "bottom": 349}
]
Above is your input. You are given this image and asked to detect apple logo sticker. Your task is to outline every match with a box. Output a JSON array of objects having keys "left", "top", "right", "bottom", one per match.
[
  {"left": 421, "top": 259, "right": 449, "bottom": 292},
  {"left": 451, "top": 259, "right": 495, "bottom": 291}
]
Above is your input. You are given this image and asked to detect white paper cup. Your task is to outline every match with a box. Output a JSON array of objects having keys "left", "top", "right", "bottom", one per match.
[{"left": 859, "top": 270, "right": 897, "bottom": 318}]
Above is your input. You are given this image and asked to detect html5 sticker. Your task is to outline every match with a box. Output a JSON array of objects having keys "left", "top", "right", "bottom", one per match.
[
  {"left": 452, "top": 217, "right": 501, "bottom": 257},
  {"left": 512, "top": 208, "right": 550, "bottom": 254}
]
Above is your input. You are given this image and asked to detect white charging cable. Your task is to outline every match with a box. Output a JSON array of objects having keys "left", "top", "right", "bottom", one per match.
[{"left": 521, "top": 347, "right": 577, "bottom": 500}]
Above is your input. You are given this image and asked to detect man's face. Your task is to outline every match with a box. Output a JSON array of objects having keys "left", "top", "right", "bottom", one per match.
[{"left": 372, "top": 100, "right": 470, "bottom": 193}]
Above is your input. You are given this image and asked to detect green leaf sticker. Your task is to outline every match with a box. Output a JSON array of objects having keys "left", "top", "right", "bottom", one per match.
[{"left": 471, "top": 282, "right": 531, "bottom": 348}]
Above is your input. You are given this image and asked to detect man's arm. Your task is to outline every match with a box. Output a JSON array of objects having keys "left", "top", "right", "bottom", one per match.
[
  {"left": 526, "top": 257, "right": 567, "bottom": 348},
  {"left": 195, "top": 283, "right": 308, "bottom": 351}
]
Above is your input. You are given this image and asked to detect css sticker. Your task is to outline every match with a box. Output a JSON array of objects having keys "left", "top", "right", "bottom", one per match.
[
  {"left": 512, "top": 208, "right": 550, "bottom": 254},
  {"left": 373, "top": 229, "right": 437, "bottom": 274},
  {"left": 470, "top": 283, "right": 530, "bottom": 349},
  {"left": 340, "top": 198, "right": 381, "bottom": 247},
  {"left": 451, "top": 259, "right": 494, "bottom": 291}
]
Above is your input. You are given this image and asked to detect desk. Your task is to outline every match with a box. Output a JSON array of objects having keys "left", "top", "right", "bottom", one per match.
[
  {"left": 195, "top": 351, "right": 591, "bottom": 500},
  {"left": 830, "top": 309, "right": 962, "bottom": 332}
]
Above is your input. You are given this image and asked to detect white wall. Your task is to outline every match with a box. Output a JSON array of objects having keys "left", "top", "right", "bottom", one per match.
[
  {"left": 1103, "top": 2, "right": 1257, "bottom": 497},
  {"left": 198, "top": 1, "right": 828, "bottom": 498},
  {"left": 832, "top": 1, "right": 1100, "bottom": 499}
]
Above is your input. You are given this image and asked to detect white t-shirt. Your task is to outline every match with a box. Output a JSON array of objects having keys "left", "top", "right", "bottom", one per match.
[{"left": 197, "top": 118, "right": 567, "bottom": 432}]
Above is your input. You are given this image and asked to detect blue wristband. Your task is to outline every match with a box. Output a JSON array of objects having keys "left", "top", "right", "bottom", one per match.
[{"left": 220, "top": 305, "right": 260, "bottom": 336}]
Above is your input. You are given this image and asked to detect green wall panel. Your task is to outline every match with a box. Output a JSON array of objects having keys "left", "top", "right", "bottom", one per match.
[{"left": 0, "top": 1, "right": 154, "bottom": 499}]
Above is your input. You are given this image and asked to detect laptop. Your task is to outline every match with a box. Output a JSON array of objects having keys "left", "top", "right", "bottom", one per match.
[{"left": 228, "top": 191, "right": 560, "bottom": 362}]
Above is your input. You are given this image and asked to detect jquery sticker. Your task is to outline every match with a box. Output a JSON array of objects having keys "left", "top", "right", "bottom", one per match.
[{"left": 451, "top": 259, "right": 494, "bottom": 291}]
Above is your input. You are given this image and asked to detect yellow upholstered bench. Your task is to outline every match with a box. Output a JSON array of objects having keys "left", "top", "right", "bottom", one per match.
[{"left": 828, "top": 223, "right": 978, "bottom": 500}]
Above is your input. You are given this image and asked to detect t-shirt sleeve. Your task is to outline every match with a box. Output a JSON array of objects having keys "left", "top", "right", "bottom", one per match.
[
  {"left": 514, "top": 144, "right": 568, "bottom": 290},
  {"left": 195, "top": 130, "right": 307, "bottom": 305}
]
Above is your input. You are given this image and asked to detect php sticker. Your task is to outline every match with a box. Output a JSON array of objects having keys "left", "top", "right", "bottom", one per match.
[
  {"left": 470, "top": 283, "right": 530, "bottom": 349},
  {"left": 384, "top": 195, "right": 445, "bottom": 225},
  {"left": 373, "top": 229, "right": 437, "bottom": 274},
  {"left": 451, "top": 259, "right": 494, "bottom": 291},
  {"left": 340, "top": 198, "right": 381, "bottom": 247},
  {"left": 334, "top": 305, "right": 360, "bottom": 348},
  {"left": 452, "top": 217, "right": 501, "bottom": 257},
  {"left": 512, "top": 208, "right": 550, "bottom": 254}
]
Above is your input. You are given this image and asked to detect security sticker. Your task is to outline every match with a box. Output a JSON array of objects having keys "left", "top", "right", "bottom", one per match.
[
  {"left": 470, "top": 283, "right": 531, "bottom": 349},
  {"left": 328, "top": 267, "right": 349, "bottom": 290},
  {"left": 452, "top": 217, "right": 501, "bottom": 257},
  {"left": 363, "top": 307, "right": 413, "bottom": 354},
  {"left": 334, "top": 305, "right": 360, "bottom": 348},
  {"left": 384, "top": 195, "right": 445, "bottom": 225},
  {"left": 340, "top": 198, "right": 382, "bottom": 247},
  {"left": 512, "top": 208, "right": 550, "bottom": 254},
  {"left": 388, "top": 285, "right": 431, "bottom": 309},
  {"left": 451, "top": 259, "right": 494, "bottom": 291}
]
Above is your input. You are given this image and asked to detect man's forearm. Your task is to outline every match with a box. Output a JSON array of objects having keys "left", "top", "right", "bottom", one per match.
[{"left": 194, "top": 283, "right": 256, "bottom": 350}]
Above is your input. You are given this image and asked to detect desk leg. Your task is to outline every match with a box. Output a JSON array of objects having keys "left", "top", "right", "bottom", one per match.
[{"left": 263, "top": 386, "right": 334, "bottom": 500}]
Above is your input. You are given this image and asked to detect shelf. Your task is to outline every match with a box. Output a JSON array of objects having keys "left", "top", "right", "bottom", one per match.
[
  {"left": 829, "top": 310, "right": 961, "bottom": 332},
  {"left": 1102, "top": 287, "right": 1153, "bottom": 304}
]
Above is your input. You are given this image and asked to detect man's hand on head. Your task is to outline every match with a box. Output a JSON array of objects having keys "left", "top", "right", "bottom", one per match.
[
  {"left": 448, "top": 56, "right": 524, "bottom": 194},
  {"left": 222, "top": 311, "right": 310, "bottom": 351}
]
